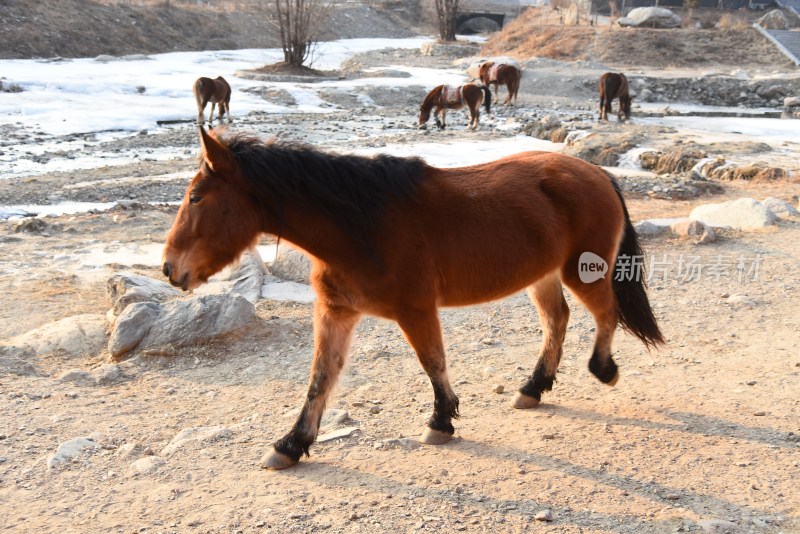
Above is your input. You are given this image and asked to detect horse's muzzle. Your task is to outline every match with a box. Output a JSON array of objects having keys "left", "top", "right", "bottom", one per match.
[{"left": 162, "top": 262, "right": 189, "bottom": 291}]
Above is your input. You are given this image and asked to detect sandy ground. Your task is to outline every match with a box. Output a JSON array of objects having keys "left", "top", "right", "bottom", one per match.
[{"left": 1, "top": 47, "right": 799, "bottom": 533}]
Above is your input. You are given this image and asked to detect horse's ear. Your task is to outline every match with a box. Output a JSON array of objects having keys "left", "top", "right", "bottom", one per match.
[{"left": 199, "top": 126, "right": 234, "bottom": 174}]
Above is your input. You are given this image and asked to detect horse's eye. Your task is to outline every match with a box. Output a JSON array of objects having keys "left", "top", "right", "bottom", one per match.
[{"left": 189, "top": 194, "right": 202, "bottom": 204}]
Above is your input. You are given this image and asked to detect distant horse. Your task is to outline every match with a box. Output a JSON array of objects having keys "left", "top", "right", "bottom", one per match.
[
  {"left": 418, "top": 83, "right": 491, "bottom": 130},
  {"left": 478, "top": 62, "right": 521, "bottom": 105},
  {"left": 162, "top": 127, "right": 664, "bottom": 470},
  {"left": 193, "top": 76, "right": 232, "bottom": 126},
  {"left": 599, "top": 72, "right": 632, "bottom": 121}
]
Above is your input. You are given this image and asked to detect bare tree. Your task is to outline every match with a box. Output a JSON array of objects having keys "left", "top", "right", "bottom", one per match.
[
  {"left": 435, "top": 0, "right": 459, "bottom": 42},
  {"left": 268, "top": 0, "right": 333, "bottom": 68}
]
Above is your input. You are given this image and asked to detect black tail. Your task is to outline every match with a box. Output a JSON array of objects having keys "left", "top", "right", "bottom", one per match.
[
  {"left": 608, "top": 174, "right": 664, "bottom": 349},
  {"left": 481, "top": 85, "right": 491, "bottom": 115}
]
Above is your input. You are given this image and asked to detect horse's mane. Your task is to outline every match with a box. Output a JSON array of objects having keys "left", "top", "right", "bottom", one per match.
[
  {"left": 420, "top": 85, "right": 442, "bottom": 113},
  {"left": 223, "top": 134, "right": 427, "bottom": 255}
]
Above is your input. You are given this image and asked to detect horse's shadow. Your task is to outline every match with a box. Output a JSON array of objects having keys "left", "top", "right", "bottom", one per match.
[{"left": 546, "top": 404, "right": 795, "bottom": 450}]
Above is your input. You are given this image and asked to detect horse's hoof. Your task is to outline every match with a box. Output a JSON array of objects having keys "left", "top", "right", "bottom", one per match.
[
  {"left": 420, "top": 427, "right": 452, "bottom": 445},
  {"left": 511, "top": 391, "right": 540, "bottom": 409},
  {"left": 260, "top": 448, "right": 298, "bottom": 470},
  {"left": 606, "top": 371, "right": 620, "bottom": 387}
]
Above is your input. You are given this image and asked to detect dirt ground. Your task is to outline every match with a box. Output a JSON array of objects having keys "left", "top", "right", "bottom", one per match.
[{"left": 2, "top": 5, "right": 800, "bottom": 534}]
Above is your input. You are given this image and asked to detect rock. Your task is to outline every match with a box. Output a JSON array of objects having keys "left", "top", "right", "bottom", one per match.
[
  {"left": 727, "top": 294, "right": 758, "bottom": 307},
  {"left": 762, "top": 197, "right": 799, "bottom": 219},
  {"left": 194, "top": 247, "right": 267, "bottom": 303},
  {"left": 269, "top": 245, "right": 311, "bottom": 284},
  {"left": 785, "top": 96, "right": 800, "bottom": 108},
  {"left": 320, "top": 409, "right": 351, "bottom": 430},
  {"left": 127, "top": 456, "right": 165, "bottom": 475},
  {"left": 57, "top": 369, "right": 95, "bottom": 386},
  {"left": 757, "top": 9, "right": 789, "bottom": 30},
  {"left": 696, "top": 228, "right": 717, "bottom": 244},
  {"left": 317, "top": 426, "right": 360, "bottom": 443},
  {"left": 635, "top": 220, "right": 669, "bottom": 235},
  {"left": 697, "top": 519, "right": 739, "bottom": 533},
  {"left": 670, "top": 219, "right": 707, "bottom": 237},
  {"left": 13, "top": 218, "right": 49, "bottom": 234},
  {"left": 534, "top": 509, "right": 555, "bottom": 521},
  {"left": 493, "top": 384, "right": 505, "bottom": 394},
  {"left": 5, "top": 314, "right": 107, "bottom": 358},
  {"left": 107, "top": 272, "right": 181, "bottom": 317},
  {"left": 108, "top": 293, "right": 255, "bottom": 358},
  {"left": 92, "top": 364, "right": 122, "bottom": 384},
  {"left": 641, "top": 148, "right": 706, "bottom": 175},
  {"left": 382, "top": 437, "right": 422, "bottom": 450},
  {"left": 0, "top": 348, "right": 41, "bottom": 376},
  {"left": 47, "top": 437, "right": 100, "bottom": 468},
  {"left": 618, "top": 7, "right": 681, "bottom": 28},
  {"left": 160, "top": 426, "right": 232, "bottom": 456},
  {"left": 690, "top": 198, "right": 776, "bottom": 230},
  {"left": 116, "top": 443, "right": 145, "bottom": 460}
]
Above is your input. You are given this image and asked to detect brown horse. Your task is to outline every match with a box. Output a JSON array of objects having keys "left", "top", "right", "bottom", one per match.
[
  {"left": 599, "top": 72, "right": 632, "bottom": 122},
  {"left": 194, "top": 76, "right": 232, "bottom": 126},
  {"left": 478, "top": 62, "right": 521, "bottom": 105},
  {"left": 162, "top": 127, "right": 664, "bottom": 470},
  {"left": 418, "top": 83, "right": 491, "bottom": 130}
]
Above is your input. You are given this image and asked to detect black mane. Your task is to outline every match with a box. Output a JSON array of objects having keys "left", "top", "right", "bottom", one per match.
[{"left": 224, "top": 134, "right": 427, "bottom": 255}]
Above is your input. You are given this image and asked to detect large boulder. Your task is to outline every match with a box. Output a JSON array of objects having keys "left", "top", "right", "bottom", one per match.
[
  {"left": 689, "top": 198, "right": 777, "bottom": 230},
  {"left": 618, "top": 7, "right": 681, "bottom": 28},
  {"left": 757, "top": 10, "right": 789, "bottom": 30},
  {"left": 108, "top": 294, "right": 255, "bottom": 358},
  {"left": 3, "top": 314, "right": 108, "bottom": 359}
]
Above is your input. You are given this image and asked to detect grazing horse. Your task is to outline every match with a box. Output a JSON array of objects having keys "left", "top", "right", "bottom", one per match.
[
  {"left": 599, "top": 72, "right": 632, "bottom": 122},
  {"left": 193, "top": 76, "right": 232, "bottom": 126},
  {"left": 478, "top": 62, "right": 521, "bottom": 105},
  {"left": 162, "top": 127, "right": 664, "bottom": 470},
  {"left": 418, "top": 83, "right": 491, "bottom": 130}
]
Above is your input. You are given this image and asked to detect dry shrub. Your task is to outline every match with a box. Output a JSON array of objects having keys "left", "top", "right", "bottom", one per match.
[{"left": 719, "top": 13, "right": 750, "bottom": 30}]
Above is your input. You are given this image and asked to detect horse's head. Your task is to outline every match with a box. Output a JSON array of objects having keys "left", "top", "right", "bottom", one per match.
[
  {"left": 162, "top": 127, "right": 262, "bottom": 290},
  {"left": 478, "top": 62, "right": 492, "bottom": 83},
  {"left": 418, "top": 103, "right": 431, "bottom": 128},
  {"left": 620, "top": 94, "right": 632, "bottom": 120}
]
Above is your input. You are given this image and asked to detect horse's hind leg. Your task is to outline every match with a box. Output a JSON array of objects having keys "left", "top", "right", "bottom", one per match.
[
  {"left": 196, "top": 100, "right": 207, "bottom": 125},
  {"left": 262, "top": 302, "right": 361, "bottom": 469},
  {"left": 562, "top": 270, "right": 620, "bottom": 386},
  {"left": 513, "top": 272, "right": 569, "bottom": 409},
  {"left": 208, "top": 102, "right": 217, "bottom": 126},
  {"left": 397, "top": 309, "right": 459, "bottom": 445}
]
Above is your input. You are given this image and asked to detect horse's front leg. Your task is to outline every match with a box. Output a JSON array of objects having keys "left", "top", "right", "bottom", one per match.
[
  {"left": 208, "top": 102, "right": 217, "bottom": 126},
  {"left": 397, "top": 309, "right": 459, "bottom": 444},
  {"left": 262, "top": 302, "right": 361, "bottom": 470}
]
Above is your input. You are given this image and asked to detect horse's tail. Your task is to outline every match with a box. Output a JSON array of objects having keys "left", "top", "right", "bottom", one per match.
[
  {"left": 607, "top": 173, "right": 664, "bottom": 350},
  {"left": 511, "top": 70, "right": 521, "bottom": 102},
  {"left": 193, "top": 78, "right": 203, "bottom": 101},
  {"left": 480, "top": 85, "right": 491, "bottom": 115}
]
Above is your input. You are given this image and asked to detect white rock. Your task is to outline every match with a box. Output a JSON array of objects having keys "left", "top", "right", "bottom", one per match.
[
  {"left": 127, "top": 456, "right": 165, "bottom": 476},
  {"left": 47, "top": 437, "right": 100, "bottom": 469},
  {"left": 534, "top": 509, "right": 555, "bottom": 521},
  {"left": 618, "top": 7, "right": 681, "bottom": 28},
  {"left": 6, "top": 314, "right": 108, "bottom": 358},
  {"left": 317, "top": 426, "right": 360, "bottom": 443},
  {"left": 762, "top": 197, "right": 799, "bottom": 219},
  {"left": 690, "top": 198, "right": 776, "bottom": 230}
]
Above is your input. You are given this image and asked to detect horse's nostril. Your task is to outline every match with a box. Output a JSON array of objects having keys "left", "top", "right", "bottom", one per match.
[{"left": 162, "top": 262, "right": 171, "bottom": 279}]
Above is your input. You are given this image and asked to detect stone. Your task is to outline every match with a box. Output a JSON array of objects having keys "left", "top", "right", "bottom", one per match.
[
  {"left": 5, "top": 314, "right": 107, "bottom": 358},
  {"left": 634, "top": 220, "right": 668, "bottom": 235},
  {"left": 317, "top": 426, "right": 360, "bottom": 443},
  {"left": 127, "top": 456, "right": 165, "bottom": 475},
  {"left": 47, "top": 437, "right": 100, "bottom": 468},
  {"left": 108, "top": 293, "right": 255, "bottom": 358},
  {"left": 116, "top": 443, "right": 145, "bottom": 460},
  {"left": 194, "top": 247, "right": 267, "bottom": 303},
  {"left": 160, "top": 426, "right": 232, "bottom": 456},
  {"left": 534, "top": 509, "right": 555, "bottom": 521},
  {"left": 757, "top": 9, "right": 789, "bottom": 30},
  {"left": 618, "top": 7, "right": 681, "bottom": 28},
  {"left": 762, "top": 197, "right": 799, "bottom": 219},
  {"left": 690, "top": 198, "right": 776, "bottom": 230},
  {"left": 671, "top": 219, "right": 707, "bottom": 237},
  {"left": 697, "top": 519, "right": 738, "bottom": 533},
  {"left": 695, "top": 228, "right": 717, "bottom": 244},
  {"left": 0, "top": 349, "right": 41, "bottom": 376},
  {"left": 269, "top": 246, "right": 311, "bottom": 284},
  {"left": 382, "top": 438, "right": 422, "bottom": 450},
  {"left": 107, "top": 272, "right": 181, "bottom": 317},
  {"left": 92, "top": 364, "right": 122, "bottom": 384},
  {"left": 57, "top": 369, "right": 95, "bottom": 386},
  {"left": 784, "top": 96, "right": 800, "bottom": 108},
  {"left": 493, "top": 384, "right": 505, "bottom": 394}
]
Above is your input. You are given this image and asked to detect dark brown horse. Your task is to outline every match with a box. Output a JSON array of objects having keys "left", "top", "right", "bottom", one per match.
[
  {"left": 478, "top": 62, "right": 521, "bottom": 105},
  {"left": 194, "top": 76, "right": 232, "bottom": 126},
  {"left": 162, "top": 127, "right": 664, "bottom": 470},
  {"left": 418, "top": 83, "right": 491, "bottom": 130},
  {"left": 599, "top": 72, "right": 632, "bottom": 122}
]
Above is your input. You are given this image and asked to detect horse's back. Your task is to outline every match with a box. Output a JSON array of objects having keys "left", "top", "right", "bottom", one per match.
[
  {"left": 385, "top": 152, "right": 624, "bottom": 306},
  {"left": 600, "top": 72, "right": 627, "bottom": 98}
]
